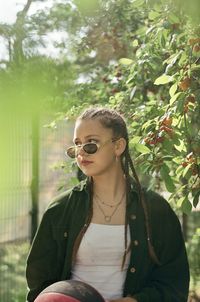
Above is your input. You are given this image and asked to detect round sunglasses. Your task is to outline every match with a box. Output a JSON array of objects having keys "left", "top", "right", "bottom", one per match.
[{"left": 66, "top": 138, "right": 117, "bottom": 158}]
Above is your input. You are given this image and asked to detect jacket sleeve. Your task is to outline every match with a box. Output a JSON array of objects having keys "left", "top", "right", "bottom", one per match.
[
  {"left": 132, "top": 194, "right": 190, "bottom": 302},
  {"left": 26, "top": 209, "right": 59, "bottom": 302}
]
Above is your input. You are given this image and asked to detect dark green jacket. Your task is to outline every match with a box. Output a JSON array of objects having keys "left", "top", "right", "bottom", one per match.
[{"left": 26, "top": 180, "right": 189, "bottom": 302}]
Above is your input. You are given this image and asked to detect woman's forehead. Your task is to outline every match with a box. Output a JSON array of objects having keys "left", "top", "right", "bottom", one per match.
[{"left": 74, "top": 119, "right": 112, "bottom": 137}]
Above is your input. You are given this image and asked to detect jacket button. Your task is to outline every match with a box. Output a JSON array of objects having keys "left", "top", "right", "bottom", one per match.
[
  {"left": 130, "top": 214, "right": 136, "bottom": 220},
  {"left": 130, "top": 267, "right": 136, "bottom": 273},
  {"left": 133, "top": 240, "right": 139, "bottom": 246},
  {"left": 64, "top": 232, "right": 68, "bottom": 238}
]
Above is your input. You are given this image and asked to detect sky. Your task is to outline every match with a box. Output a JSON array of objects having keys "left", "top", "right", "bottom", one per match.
[
  {"left": 0, "top": 0, "right": 27, "bottom": 60},
  {"left": 0, "top": 0, "right": 57, "bottom": 23},
  {"left": 0, "top": 0, "right": 26, "bottom": 23},
  {"left": 0, "top": 0, "right": 65, "bottom": 60}
]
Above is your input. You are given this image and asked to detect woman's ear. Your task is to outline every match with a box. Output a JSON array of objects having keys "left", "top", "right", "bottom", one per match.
[{"left": 114, "top": 138, "right": 127, "bottom": 156}]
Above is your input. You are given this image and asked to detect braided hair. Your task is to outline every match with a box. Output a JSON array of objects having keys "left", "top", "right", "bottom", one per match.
[{"left": 72, "top": 106, "right": 160, "bottom": 266}]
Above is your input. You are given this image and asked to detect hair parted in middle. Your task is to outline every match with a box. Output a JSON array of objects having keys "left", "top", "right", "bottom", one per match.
[{"left": 72, "top": 106, "right": 160, "bottom": 267}]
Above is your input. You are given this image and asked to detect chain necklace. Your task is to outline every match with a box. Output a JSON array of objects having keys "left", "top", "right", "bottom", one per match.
[
  {"left": 94, "top": 191, "right": 125, "bottom": 208},
  {"left": 94, "top": 191, "right": 125, "bottom": 223}
]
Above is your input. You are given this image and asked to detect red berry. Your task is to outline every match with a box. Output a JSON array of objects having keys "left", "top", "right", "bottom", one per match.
[
  {"left": 186, "top": 95, "right": 196, "bottom": 104},
  {"left": 193, "top": 44, "right": 200, "bottom": 52},
  {"left": 178, "top": 77, "right": 191, "bottom": 91},
  {"left": 161, "top": 117, "right": 172, "bottom": 127}
]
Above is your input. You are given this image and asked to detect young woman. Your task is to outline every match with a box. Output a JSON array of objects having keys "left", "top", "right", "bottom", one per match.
[{"left": 26, "top": 107, "right": 190, "bottom": 302}]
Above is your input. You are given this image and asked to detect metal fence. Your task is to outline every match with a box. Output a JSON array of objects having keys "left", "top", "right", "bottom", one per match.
[{"left": 0, "top": 114, "right": 74, "bottom": 301}]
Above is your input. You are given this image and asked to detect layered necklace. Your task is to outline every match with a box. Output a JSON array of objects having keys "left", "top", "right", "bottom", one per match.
[{"left": 94, "top": 191, "right": 126, "bottom": 223}]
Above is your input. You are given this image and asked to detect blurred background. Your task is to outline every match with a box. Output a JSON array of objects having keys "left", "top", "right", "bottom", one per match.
[{"left": 0, "top": 0, "right": 200, "bottom": 301}]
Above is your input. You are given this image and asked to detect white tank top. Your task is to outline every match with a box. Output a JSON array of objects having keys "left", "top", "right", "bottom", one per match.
[{"left": 71, "top": 223, "right": 131, "bottom": 300}]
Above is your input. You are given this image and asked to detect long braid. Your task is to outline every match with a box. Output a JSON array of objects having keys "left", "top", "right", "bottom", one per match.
[
  {"left": 121, "top": 153, "right": 132, "bottom": 270},
  {"left": 72, "top": 178, "right": 93, "bottom": 263},
  {"left": 126, "top": 151, "right": 160, "bottom": 265}
]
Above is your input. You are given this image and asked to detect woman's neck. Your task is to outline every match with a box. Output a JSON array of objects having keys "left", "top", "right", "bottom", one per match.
[{"left": 92, "top": 171, "right": 126, "bottom": 201}]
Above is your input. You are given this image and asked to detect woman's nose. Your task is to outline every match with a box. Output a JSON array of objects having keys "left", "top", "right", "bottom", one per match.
[{"left": 76, "top": 145, "right": 87, "bottom": 157}]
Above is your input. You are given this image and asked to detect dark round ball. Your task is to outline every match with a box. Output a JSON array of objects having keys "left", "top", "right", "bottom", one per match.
[{"left": 34, "top": 280, "right": 105, "bottom": 302}]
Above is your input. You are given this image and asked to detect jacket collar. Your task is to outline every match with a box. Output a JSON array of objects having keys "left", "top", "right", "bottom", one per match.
[
  {"left": 72, "top": 177, "right": 90, "bottom": 192},
  {"left": 72, "top": 177, "right": 139, "bottom": 194}
]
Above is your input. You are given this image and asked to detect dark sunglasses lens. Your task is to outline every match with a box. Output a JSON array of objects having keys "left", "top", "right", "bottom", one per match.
[
  {"left": 66, "top": 147, "right": 76, "bottom": 158},
  {"left": 83, "top": 143, "right": 98, "bottom": 154}
]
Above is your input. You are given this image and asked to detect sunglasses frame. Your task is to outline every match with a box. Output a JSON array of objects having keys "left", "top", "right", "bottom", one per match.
[{"left": 65, "top": 138, "right": 118, "bottom": 158}]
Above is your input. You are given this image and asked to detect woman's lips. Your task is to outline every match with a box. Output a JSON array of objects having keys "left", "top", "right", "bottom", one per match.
[{"left": 81, "top": 160, "right": 93, "bottom": 166}]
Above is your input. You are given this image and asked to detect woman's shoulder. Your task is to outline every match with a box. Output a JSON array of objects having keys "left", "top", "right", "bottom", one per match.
[
  {"left": 143, "top": 188, "right": 181, "bottom": 227},
  {"left": 46, "top": 179, "right": 89, "bottom": 212},
  {"left": 144, "top": 188, "right": 168, "bottom": 204},
  {"left": 130, "top": 179, "right": 171, "bottom": 213},
  {"left": 143, "top": 187, "right": 173, "bottom": 215}
]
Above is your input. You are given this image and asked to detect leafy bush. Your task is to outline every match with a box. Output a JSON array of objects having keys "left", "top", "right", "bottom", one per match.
[{"left": 0, "top": 241, "right": 29, "bottom": 302}]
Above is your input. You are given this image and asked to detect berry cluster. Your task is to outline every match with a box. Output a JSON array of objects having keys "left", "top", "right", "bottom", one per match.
[{"left": 144, "top": 116, "right": 173, "bottom": 145}]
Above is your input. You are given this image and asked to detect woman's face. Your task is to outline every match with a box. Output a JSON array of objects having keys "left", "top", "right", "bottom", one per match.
[{"left": 73, "top": 119, "right": 119, "bottom": 177}]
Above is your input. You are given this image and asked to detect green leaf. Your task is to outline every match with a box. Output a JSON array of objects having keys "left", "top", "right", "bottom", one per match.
[
  {"left": 191, "top": 64, "right": 200, "bottom": 71},
  {"left": 172, "top": 117, "right": 181, "bottom": 126},
  {"left": 179, "top": 51, "right": 187, "bottom": 66},
  {"left": 130, "top": 86, "right": 137, "bottom": 100},
  {"left": 168, "top": 13, "right": 180, "bottom": 24},
  {"left": 174, "top": 140, "right": 187, "bottom": 152},
  {"left": 154, "top": 74, "right": 174, "bottom": 85},
  {"left": 169, "top": 92, "right": 182, "bottom": 105},
  {"left": 196, "top": 228, "right": 200, "bottom": 236},
  {"left": 130, "top": 136, "right": 142, "bottom": 145},
  {"left": 132, "top": 0, "right": 145, "bottom": 7},
  {"left": 182, "top": 163, "right": 192, "bottom": 178},
  {"left": 160, "top": 163, "right": 170, "bottom": 174},
  {"left": 160, "top": 164, "right": 176, "bottom": 193},
  {"left": 181, "top": 199, "right": 192, "bottom": 215},
  {"left": 126, "top": 76, "right": 135, "bottom": 84},
  {"left": 142, "top": 119, "right": 156, "bottom": 130},
  {"left": 169, "top": 83, "right": 178, "bottom": 97},
  {"left": 148, "top": 11, "right": 160, "bottom": 20},
  {"left": 162, "top": 155, "right": 173, "bottom": 161},
  {"left": 175, "top": 165, "right": 184, "bottom": 177},
  {"left": 172, "top": 157, "right": 182, "bottom": 164},
  {"left": 119, "top": 58, "right": 134, "bottom": 65},
  {"left": 165, "top": 51, "right": 182, "bottom": 65},
  {"left": 134, "top": 143, "right": 151, "bottom": 154},
  {"left": 132, "top": 39, "right": 139, "bottom": 47},
  {"left": 162, "top": 139, "right": 173, "bottom": 152},
  {"left": 177, "top": 196, "right": 186, "bottom": 208},
  {"left": 146, "top": 25, "right": 155, "bottom": 35},
  {"left": 193, "top": 190, "right": 200, "bottom": 208},
  {"left": 165, "top": 176, "right": 176, "bottom": 193}
]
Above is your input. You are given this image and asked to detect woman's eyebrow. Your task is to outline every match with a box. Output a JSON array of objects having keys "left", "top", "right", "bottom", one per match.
[
  {"left": 73, "top": 135, "right": 100, "bottom": 143},
  {"left": 85, "top": 134, "right": 101, "bottom": 138}
]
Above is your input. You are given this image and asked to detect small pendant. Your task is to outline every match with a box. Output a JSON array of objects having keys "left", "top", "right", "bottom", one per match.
[{"left": 105, "top": 216, "right": 111, "bottom": 222}]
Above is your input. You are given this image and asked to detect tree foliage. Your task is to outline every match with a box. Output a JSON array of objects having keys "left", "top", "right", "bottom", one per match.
[
  {"left": 62, "top": 0, "right": 200, "bottom": 214},
  {"left": 0, "top": 0, "right": 199, "bottom": 211}
]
